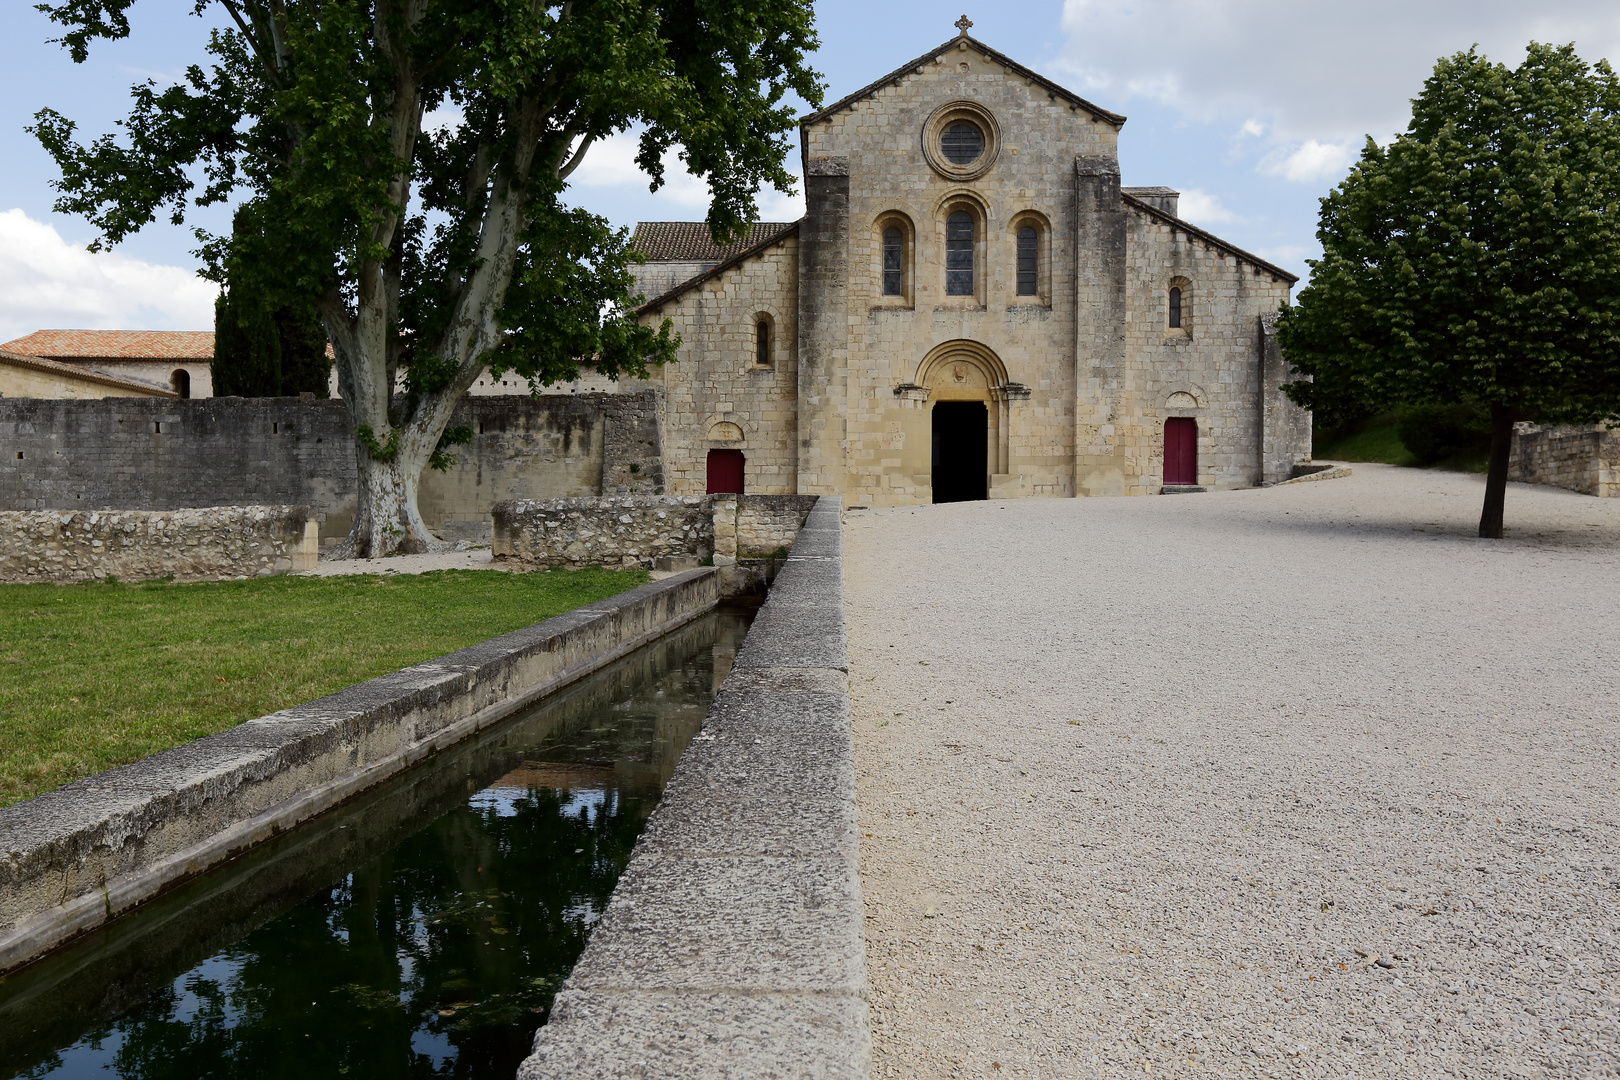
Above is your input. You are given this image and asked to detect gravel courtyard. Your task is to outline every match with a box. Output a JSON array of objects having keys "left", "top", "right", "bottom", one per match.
[{"left": 845, "top": 465, "right": 1620, "bottom": 1079}]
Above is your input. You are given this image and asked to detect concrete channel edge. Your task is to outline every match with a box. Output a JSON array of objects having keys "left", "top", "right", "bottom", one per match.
[
  {"left": 521, "top": 495, "right": 873, "bottom": 1080},
  {"left": 0, "top": 567, "right": 721, "bottom": 975}
]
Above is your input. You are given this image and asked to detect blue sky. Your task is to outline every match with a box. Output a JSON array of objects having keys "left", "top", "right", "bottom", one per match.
[{"left": 2, "top": 1, "right": 1617, "bottom": 340}]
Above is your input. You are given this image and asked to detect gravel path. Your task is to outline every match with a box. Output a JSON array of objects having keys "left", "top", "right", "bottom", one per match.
[{"left": 845, "top": 465, "right": 1620, "bottom": 1079}]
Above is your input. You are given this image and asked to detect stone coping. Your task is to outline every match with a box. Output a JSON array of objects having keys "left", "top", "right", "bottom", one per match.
[
  {"left": 0, "top": 569, "right": 720, "bottom": 975},
  {"left": 521, "top": 496, "right": 872, "bottom": 1079}
]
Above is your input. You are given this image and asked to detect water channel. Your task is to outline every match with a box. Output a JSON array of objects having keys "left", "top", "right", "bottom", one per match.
[{"left": 0, "top": 605, "right": 756, "bottom": 1080}]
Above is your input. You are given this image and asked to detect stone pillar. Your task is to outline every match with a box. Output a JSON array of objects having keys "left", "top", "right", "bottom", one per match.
[
  {"left": 1072, "top": 156, "right": 1129, "bottom": 497},
  {"left": 711, "top": 495, "right": 738, "bottom": 566},
  {"left": 797, "top": 157, "right": 850, "bottom": 496},
  {"left": 1258, "top": 314, "right": 1312, "bottom": 484}
]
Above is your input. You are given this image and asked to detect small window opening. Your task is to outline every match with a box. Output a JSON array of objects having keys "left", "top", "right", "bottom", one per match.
[
  {"left": 16, "top": 452, "right": 22, "bottom": 460},
  {"left": 1169, "top": 286, "right": 1183, "bottom": 329},
  {"left": 272, "top": 422, "right": 279, "bottom": 434},
  {"left": 755, "top": 320, "right": 772, "bottom": 367},
  {"left": 153, "top": 422, "right": 162, "bottom": 434},
  {"left": 1016, "top": 226, "right": 1038, "bottom": 297},
  {"left": 946, "top": 210, "right": 975, "bottom": 296},
  {"left": 882, "top": 227, "right": 904, "bottom": 296},
  {"left": 941, "top": 121, "right": 985, "bottom": 165}
]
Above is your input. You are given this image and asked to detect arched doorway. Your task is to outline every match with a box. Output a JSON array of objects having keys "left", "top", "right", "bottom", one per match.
[
  {"left": 910, "top": 340, "right": 1014, "bottom": 504},
  {"left": 932, "top": 402, "right": 988, "bottom": 502},
  {"left": 171, "top": 369, "right": 191, "bottom": 399}
]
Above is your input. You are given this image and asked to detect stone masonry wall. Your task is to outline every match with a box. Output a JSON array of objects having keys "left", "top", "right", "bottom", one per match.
[
  {"left": 1111, "top": 204, "right": 1294, "bottom": 494},
  {"left": 734, "top": 494, "right": 819, "bottom": 558},
  {"left": 1509, "top": 423, "right": 1620, "bottom": 498},
  {"left": 640, "top": 235, "right": 801, "bottom": 497},
  {"left": 491, "top": 494, "right": 817, "bottom": 569},
  {"left": 0, "top": 393, "right": 663, "bottom": 542},
  {"left": 492, "top": 497, "right": 716, "bottom": 569},
  {"left": 0, "top": 506, "right": 318, "bottom": 583}
]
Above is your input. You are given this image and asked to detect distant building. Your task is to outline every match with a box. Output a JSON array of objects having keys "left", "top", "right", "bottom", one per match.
[
  {"left": 0, "top": 330, "right": 213, "bottom": 398},
  {"left": 0, "top": 347, "right": 178, "bottom": 399}
]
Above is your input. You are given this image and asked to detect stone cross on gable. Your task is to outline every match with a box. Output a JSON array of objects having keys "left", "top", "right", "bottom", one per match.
[{"left": 955, "top": 15, "right": 973, "bottom": 36}]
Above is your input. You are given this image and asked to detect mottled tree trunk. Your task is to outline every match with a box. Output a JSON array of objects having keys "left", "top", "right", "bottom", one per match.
[{"left": 1478, "top": 403, "right": 1519, "bottom": 539}]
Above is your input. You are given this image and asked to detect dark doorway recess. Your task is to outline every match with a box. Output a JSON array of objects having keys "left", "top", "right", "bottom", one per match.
[
  {"left": 1164, "top": 417, "right": 1197, "bottom": 485},
  {"left": 932, "top": 401, "right": 988, "bottom": 503},
  {"left": 706, "top": 449, "right": 745, "bottom": 494}
]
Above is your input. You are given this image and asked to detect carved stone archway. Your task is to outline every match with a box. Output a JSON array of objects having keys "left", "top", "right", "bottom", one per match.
[{"left": 906, "top": 340, "right": 1026, "bottom": 476}]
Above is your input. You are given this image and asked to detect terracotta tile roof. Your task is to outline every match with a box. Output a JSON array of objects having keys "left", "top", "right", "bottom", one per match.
[
  {"left": 0, "top": 347, "right": 178, "bottom": 396},
  {"left": 635, "top": 222, "right": 801, "bottom": 315},
  {"left": 0, "top": 329, "right": 215, "bottom": 361},
  {"left": 631, "top": 222, "right": 798, "bottom": 263}
]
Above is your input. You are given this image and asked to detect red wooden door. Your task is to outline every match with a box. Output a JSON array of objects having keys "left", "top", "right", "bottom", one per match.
[
  {"left": 1164, "top": 418, "right": 1197, "bottom": 485},
  {"left": 706, "top": 449, "right": 746, "bottom": 494}
]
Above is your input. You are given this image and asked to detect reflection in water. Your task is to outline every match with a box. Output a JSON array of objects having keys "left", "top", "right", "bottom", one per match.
[{"left": 0, "top": 606, "right": 754, "bottom": 1080}]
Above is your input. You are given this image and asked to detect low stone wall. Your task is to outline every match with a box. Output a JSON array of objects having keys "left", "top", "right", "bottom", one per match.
[
  {"left": 1510, "top": 423, "right": 1619, "bottom": 498},
  {"left": 523, "top": 497, "right": 871, "bottom": 1079},
  {"left": 0, "top": 569, "right": 720, "bottom": 974},
  {"left": 733, "top": 494, "right": 820, "bottom": 558},
  {"left": 492, "top": 496, "right": 716, "bottom": 568},
  {"left": 0, "top": 506, "right": 318, "bottom": 583},
  {"left": 493, "top": 494, "right": 819, "bottom": 570}
]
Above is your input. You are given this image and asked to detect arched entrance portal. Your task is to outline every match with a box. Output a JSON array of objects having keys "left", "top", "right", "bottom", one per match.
[
  {"left": 932, "top": 402, "right": 987, "bottom": 502},
  {"left": 911, "top": 340, "right": 1016, "bottom": 504}
]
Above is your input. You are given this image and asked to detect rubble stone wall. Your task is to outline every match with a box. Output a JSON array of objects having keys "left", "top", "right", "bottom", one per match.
[
  {"left": 0, "top": 505, "right": 318, "bottom": 583},
  {"left": 492, "top": 494, "right": 818, "bottom": 569}
]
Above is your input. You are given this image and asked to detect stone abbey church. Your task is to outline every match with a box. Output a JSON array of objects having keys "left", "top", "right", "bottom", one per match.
[{"left": 625, "top": 24, "right": 1312, "bottom": 506}]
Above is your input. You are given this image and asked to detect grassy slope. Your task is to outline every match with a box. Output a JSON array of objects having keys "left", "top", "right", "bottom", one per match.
[
  {"left": 1314, "top": 415, "right": 1488, "bottom": 473},
  {"left": 0, "top": 568, "right": 647, "bottom": 806}
]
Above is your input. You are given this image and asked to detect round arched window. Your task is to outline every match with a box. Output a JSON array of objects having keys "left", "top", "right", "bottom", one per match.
[{"left": 941, "top": 121, "right": 985, "bottom": 165}]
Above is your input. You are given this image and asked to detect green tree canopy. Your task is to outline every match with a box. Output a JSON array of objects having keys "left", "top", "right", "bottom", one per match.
[
  {"left": 32, "top": 0, "right": 822, "bottom": 556},
  {"left": 1276, "top": 42, "right": 1620, "bottom": 538}
]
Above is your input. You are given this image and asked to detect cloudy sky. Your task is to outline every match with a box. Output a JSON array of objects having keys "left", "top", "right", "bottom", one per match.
[{"left": 2, "top": 0, "right": 1617, "bottom": 341}]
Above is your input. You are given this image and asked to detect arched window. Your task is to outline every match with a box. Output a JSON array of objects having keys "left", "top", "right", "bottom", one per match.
[
  {"left": 1168, "top": 286, "right": 1183, "bottom": 329},
  {"left": 171, "top": 369, "right": 191, "bottom": 398},
  {"left": 754, "top": 319, "right": 771, "bottom": 367},
  {"left": 1016, "top": 226, "right": 1038, "bottom": 296},
  {"left": 882, "top": 227, "right": 904, "bottom": 296},
  {"left": 946, "top": 210, "right": 974, "bottom": 296}
]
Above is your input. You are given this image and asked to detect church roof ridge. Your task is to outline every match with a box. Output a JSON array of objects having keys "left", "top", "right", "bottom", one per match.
[
  {"left": 798, "top": 34, "right": 1126, "bottom": 128},
  {"left": 1121, "top": 192, "right": 1299, "bottom": 284},
  {"left": 634, "top": 220, "right": 801, "bottom": 315}
]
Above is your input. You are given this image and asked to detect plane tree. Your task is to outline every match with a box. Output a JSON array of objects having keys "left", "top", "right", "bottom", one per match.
[
  {"left": 1276, "top": 42, "right": 1620, "bottom": 538},
  {"left": 32, "top": 0, "right": 821, "bottom": 555}
]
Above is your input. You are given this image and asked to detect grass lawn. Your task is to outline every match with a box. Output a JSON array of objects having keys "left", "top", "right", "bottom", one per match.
[
  {"left": 1314, "top": 414, "right": 1489, "bottom": 473},
  {"left": 0, "top": 567, "right": 647, "bottom": 807},
  {"left": 1313, "top": 415, "right": 1417, "bottom": 466}
]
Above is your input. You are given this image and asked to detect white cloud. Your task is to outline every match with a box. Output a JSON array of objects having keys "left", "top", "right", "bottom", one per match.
[
  {"left": 1175, "top": 187, "right": 1241, "bottom": 225},
  {"left": 0, "top": 209, "right": 218, "bottom": 342},
  {"left": 1258, "top": 140, "right": 1356, "bottom": 183},
  {"left": 566, "top": 129, "right": 807, "bottom": 222},
  {"left": 569, "top": 131, "right": 715, "bottom": 210},
  {"left": 1059, "top": 0, "right": 1620, "bottom": 164}
]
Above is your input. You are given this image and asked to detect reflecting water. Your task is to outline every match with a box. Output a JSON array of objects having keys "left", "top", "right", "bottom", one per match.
[{"left": 0, "top": 606, "right": 755, "bottom": 1080}]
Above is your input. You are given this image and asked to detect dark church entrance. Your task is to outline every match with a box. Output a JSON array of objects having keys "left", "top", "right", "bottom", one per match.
[{"left": 931, "top": 401, "right": 988, "bottom": 503}]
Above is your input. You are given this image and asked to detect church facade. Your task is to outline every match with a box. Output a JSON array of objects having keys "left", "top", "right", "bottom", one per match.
[{"left": 628, "top": 26, "right": 1311, "bottom": 506}]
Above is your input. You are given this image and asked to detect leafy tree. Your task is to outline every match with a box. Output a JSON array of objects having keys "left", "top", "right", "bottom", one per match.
[
  {"left": 31, "top": 0, "right": 821, "bottom": 556},
  {"left": 1276, "top": 42, "right": 1620, "bottom": 538},
  {"left": 212, "top": 290, "right": 333, "bottom": 398}
]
